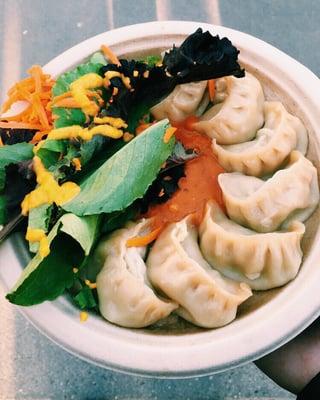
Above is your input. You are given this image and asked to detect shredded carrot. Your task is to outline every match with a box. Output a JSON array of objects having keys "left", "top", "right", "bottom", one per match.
[
  {"left": 72, "top": 157, "right": 82, "bottom": 171},
  {"left": 208, "top": 79, "right": 215, "bottom": 102},
  {"left": 0, "top": 136, "right": 4, "bottom": 147},
  {"left": 0, "top": 121, "right": 43, "bottom": 130},
  {"left": 123, "top": 132, "right": 134, "bottom": 142},
  {"left": 126, "top": 226, "right": 163, "bottom": 247},
  {"left": 101, "top": 44, "right": 120, "bottom": 66},
  {"left": 163, "top": 127, "right": 177, "bottom": 143},
  {"left": 32, "top": 94, "right": 50, "bottom": 129},
  {"left": 30, "top": 130, "right": 50, "bottom": 144},
  {"left": 135, "top": 122, "right": 152, "bottom": 135},
  {"left": 28, "top": 65, "right": 43, "bottom": 94},
  {"left": 0, "top": 65, "right": 55, "bottom": 143},
  {"left": 50, "top": 91, "right": 72, "bottom": 103},
  {"left": 49, "top": 90, "right": 103, "bottom": 110}
]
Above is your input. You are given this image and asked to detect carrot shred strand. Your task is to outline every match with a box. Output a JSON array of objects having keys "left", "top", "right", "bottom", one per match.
[
  {"left": 0, "top": 65, "right": 55, "bottom": 143},
  {"left": 208, "top": 79, "right": 215, "bottom": 102},
  {"left": 126, "top": 226, "right": 163, "bottom": 247},
  {"left": 101, "top": 44, "right": 120, "bottom": 66},
  {"left": 163, "top": 127, "right": 177, "bottom": 143}
]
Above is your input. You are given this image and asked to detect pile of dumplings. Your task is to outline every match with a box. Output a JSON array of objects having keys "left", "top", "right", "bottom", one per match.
[{"left": 94, "top": 71, "right": 319, "bottom": 329}]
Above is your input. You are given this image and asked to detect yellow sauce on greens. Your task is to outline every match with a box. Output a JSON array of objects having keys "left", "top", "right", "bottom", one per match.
[
  {"left": 25, "top": 228, "right": 50, "bottom": 258},
  {"left": 47, "top": 124, "right": 123, "bottom": 141},
  {"left": 70, "top": 73, "right": 104, "bottom": 116},
  {"left": 21, "top": 156, "right": 80, "bottom": 215}
]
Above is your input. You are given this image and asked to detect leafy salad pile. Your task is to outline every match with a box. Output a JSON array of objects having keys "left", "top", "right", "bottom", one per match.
[{"left": 0, "top": 28, "right": 243, "bottom": 312}]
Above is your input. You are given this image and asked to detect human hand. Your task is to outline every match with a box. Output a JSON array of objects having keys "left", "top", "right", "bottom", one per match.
[{"left": 255, "top": 317, "right": 320, "bottom": 394}]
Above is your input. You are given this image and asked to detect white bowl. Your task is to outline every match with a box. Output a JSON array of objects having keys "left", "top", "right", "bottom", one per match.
[{"left": 1, "top": 21, "right": 320, "bottom": 378}]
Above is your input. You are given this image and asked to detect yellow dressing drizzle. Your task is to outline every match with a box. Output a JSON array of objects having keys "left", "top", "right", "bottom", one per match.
[
  {"left": 104, "top": 71, "right": 131, "bottom": 89},
  {"left": 70, "top": 73, "right": 104, "bottom": 116},
  {"left": 80, "top": 311, "right": 88, "bottom": 322},
  {"left": 47, "top": 124, "right": 123, "bottom": 141},
  {"left": 93, "top": 116, "right": 128, "bottom": 129},
  {"left": 33, "top": 139, "right": 45, "bottom": 154},
  {"left": 25, "top": 228, "right": 50, "bottom": 258},
  {"left": 21, "top": 156, "right": 80, "bottom": 215}
]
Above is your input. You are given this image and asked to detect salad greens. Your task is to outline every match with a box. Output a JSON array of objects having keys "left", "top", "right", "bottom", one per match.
[
  {"left": 27, "top": 205, "right": 53, "bottom": 253},
  {"left": 98, "top": 28, "right": 244, "bottom": 133},
  {"left": 0, "top": 143, "right": 34, "bottom": 224},
  {"left": 52, "top": 52, "right": 106, "bottom": 128},
  {"left": 0, "top": 142, "right": 34, "bottom": 190},
  {"left": 63, "top": 119, "right": 175, "bottom": 215},
  {"left": 0, "top": 28, "right": 244, "bottom": 311},
  {"left": 6, "top": 214, "right": 100, "bottom": 305}
]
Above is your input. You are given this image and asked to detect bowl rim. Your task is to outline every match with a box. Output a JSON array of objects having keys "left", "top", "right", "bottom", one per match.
[{"left": 1, "top": 20, "right": 320, "bottom": 378}]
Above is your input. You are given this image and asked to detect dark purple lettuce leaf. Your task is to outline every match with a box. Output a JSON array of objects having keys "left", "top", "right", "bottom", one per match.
[
  {"left": 163, "top": 28, "right": 245, "bottom": 82},
  {"left": 138, "top": 142, "right": 197, "bottom": 213},
  {"left": 99, "top": 28, "right": 244, "bottom": 132},
  {"left": 4, "top": 161, "right": 36, "bottom": 220},
  {"left": 0, "top": 127, "right": 36, "bottom": 145}
]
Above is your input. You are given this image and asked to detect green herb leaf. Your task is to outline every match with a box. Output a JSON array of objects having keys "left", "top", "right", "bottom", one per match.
[
  {"left": 73, "top": 285, "right": 97, "bottom": 310},
  {"left": 52, "top": 108, "right": 86, "bottom": 129},
  {"left": 6, "top": 233, "right": 84, "bottom": 306},
  {"left": 52, "top": 60, "right": 104, "bottom": 97},
  {"left": 6, "top": 213, "right": 100, "bottom": 306},
  {"left": 101, "top": 203, "right": 138, "bottom": 234},
  {"left": 63, "top": 119, "right": 175, "bottom": 216},
  {"left": 142, "top": 55, "right": 162, "bottom": 67},
  {"left": 36, "top": 139, "right": 80, "bottom": 181},
  {"left": 0, "top": 195, "right": 7, "bottom": 225},
  {"left": 36, "top": 139, "right": 67, "bottom": 169},
  {"left": 0, "top": 143, "right": 34, "bottom": 190},
  {"left": 60, "top": 214, "right": 100, "bottom": 256}
]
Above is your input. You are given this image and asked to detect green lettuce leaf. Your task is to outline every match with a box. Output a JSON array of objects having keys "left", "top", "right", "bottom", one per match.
[
  {"left": 101, "top": 203, "right": 138, "bottom": 234},
  {"left": 0, "top": 195, "right": 7, "bottom": 225},
  {"left": 36, "top": 139, "right": 81, "bottom": 182},
  {"left": 27, "top": 204, "right": 53, "bottom": 253},
  {"left": 6, "top": 213, "right": 100, "bottom": 306},
  {"left": 63, "top": 119, "right": 175, "bottom": 216},
  {"left": 72, "top": 285, "right": 97, "bottom": 310},
  {"left": 0, "top": 143, "right": 34, "bottom": 190},
  {"left": 52, "top": 53, "right": 107, "bottom": 128},
  {"left": 36, "top": 139, "right": 67, "bottom": 169}
]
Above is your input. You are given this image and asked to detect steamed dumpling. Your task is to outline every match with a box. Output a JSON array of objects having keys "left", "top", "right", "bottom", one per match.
[
  {"left": 194, "top": 72, "right": 264, "bottom": 144},
  {"left": 151, "top": 81, "right": 208, "bottom": 122},
  {"left": 199, "top": 201, "right": 305, "bottom": 290},
  {"left": 218, "top": 151, "right": 319, "bottom": 233},
  {"left": 212, "top": 101, "right": 308, "bottom": 176},
  {"left": 95, "top": 220, "right": 177, "bottom": 328},
  {"left": 147, "top": 217, "right": 252, "bottom": 328}
]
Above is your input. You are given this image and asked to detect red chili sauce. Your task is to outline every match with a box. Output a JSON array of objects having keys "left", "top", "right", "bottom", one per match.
[{"left": 146, "top": 116, "right": 225, "bottom": 228}]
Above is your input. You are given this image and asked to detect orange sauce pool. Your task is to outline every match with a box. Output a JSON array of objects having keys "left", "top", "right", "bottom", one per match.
[{"left": 145, "top": 117, "right": 225, "bottom": 228}]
